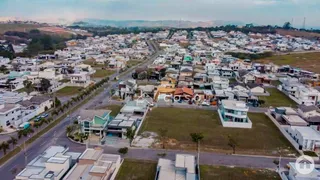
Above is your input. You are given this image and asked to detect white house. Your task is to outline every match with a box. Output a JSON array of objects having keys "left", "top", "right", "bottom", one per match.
[
  {"left": 287, "top": 126, "right": 320, "bottom": 151},
  {"left": 156, "top": 154, "right": 197, "bottom": 180},
  {"left": 63, "top": 148, "right": 121, "bottom": 180},
  {"left": 69, "top": 72, "right": 92, "bottom": 88},
  {"left": 280, "top": 162, "right": 320, "bottom": 180},
  {"left": 218, "top": 100, "right": 252, "bottom": 128},
  {"left": 0, "top": 102, "right": 21, "bottom": 128},
  {"left": 16, "top": 146, "right": 81, "bottom": 180},
  {"left": 74, "top": 64, "right": 96, "bottom": 75},
  {"left": 210, "top": 76, "right": 229, "bottom": 90}
]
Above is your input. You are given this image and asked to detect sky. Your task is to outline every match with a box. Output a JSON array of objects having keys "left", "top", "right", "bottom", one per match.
[{"left": 0, "top": 0, "right": 319, "bottom": 27}]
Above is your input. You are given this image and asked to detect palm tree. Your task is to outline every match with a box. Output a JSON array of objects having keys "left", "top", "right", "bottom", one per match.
[
  {"left": 66, "top": 126, "right": 73, "bottom": 136},
  {"left": 0, "top": 142, "right": 10, "bottom": 155},
  {"left": 9, "top": 136, "right": 17, "bottom": 148},
  {"left": 158, "top": 128, "right": 168, "bottom": 149},
  {"left": 190, "top": 132, "right": 204, "bottom": 151},
  {"left": 18, "top": 130, "right": 24, "bottom": 139}
]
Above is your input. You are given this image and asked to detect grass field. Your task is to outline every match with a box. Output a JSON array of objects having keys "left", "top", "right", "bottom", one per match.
[
  {"left": 116, "top": 159, "right": 157, "bottom": 180},
  {"left": 259, "top": 88, "right": 296, "bottom": 107},
  {"left": 101, "top": 105, "right": 122, "bottom": 117},
  {"left": 83, "top": 59, "right": 106, "bottom": 68},
  {"left": 127, "top": 60, "right": 142, "bottom": 68},
  {"left": 140, "top": 108, "right": 295, "bottom": 156},
  {"left": 256, "top": 52, "right": 320, "bottom": 73},
  {"left": 56, "top": 86, "right": 83, "bottom": 96},
  {"left": 91, "top": 69, "right": 115, "bottom": 78},
  {"left": 0, "top": 24, "right": 44, "bottom": 34},
  {"left": 201, "top": 165, "right": 280, "bottom": 180}
]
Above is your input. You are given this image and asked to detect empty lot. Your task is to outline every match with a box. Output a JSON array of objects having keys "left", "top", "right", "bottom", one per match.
[
  {"left": 257, "top": 52, "right": 320, "bottom": 73},
  {"left": 139, "top": 108, "right": 296, "bottom": 156}
]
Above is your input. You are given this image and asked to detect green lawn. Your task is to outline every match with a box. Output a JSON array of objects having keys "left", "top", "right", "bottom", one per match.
[
  {"left": 101, "top": 105, "right": 122, "bottom": 117},
  {"left": 116, "top": 159, "right": 157, "bottom": 180},
  {"left": 201, "top": 165, "right": 280, "bottom": 180},
  {"left": 83, "top": 59, "right": 106, "bottom": 68},
  {"left": 127, "top": 60, "right": 142, "bottom": 68},
  {"left": 259, "top": 88, "right": 296, "bottom": 107},
  {"left": 257, "top": 52, "right": 320, "bottom": 73},
  {"left": 140, "top": 108, "right": 295, "bottom": 155},
  {"left": 91, "top": 69, "right": 115, "bottom": 78},
  {"left": 56, "top": 86, "right": 83, "bottom": 96}
]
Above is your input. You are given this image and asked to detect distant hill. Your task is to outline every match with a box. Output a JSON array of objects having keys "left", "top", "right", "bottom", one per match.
[{"left": 72, "top": 19, "right": 245, "bottom": 28}]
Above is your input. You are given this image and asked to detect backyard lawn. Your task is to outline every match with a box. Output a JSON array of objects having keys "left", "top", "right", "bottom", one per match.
[
  {"left": 201, "top": 165, "right": 280, "bottom": 180},
  {"left": 101, "top": 105, "right": 122, "bottom": 117},
  {"left": 116, "top": 159, "right": 157, "bottom": 180},
  {"left": 259, "top": 88, "right": 296, "bottom": 107},
  {"left": 56, "top": 86, "right": 83, "bottom": 96},
  {"left": 91, "top": 69, "right": 115, "bottom": 78},
  {"left": 139, "top": 108, "right": 296, "bottom": 156},
  {"left": 256, "top": 52, "right": 320, "bottom": 73}
]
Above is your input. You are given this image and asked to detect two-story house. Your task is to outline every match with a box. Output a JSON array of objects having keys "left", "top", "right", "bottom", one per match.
[{"left": 218, "top": 99, "right": 252, "bottom": 128}]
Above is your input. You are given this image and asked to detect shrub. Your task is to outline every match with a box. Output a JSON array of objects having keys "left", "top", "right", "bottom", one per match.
[
  {"left": 303, "top": 151, "right": 318, "bottom": 157},
  {"left": 118, "top": 147, "right": 128, "bottom": 155}
]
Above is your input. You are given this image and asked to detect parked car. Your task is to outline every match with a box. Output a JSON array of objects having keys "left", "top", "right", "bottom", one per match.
[
  {"left": 201, "top": 101, "right": 210, "bottom": 106},
  {"left": 41, "top": 113, "right": 49, "bottom": 118},
  {"left": 19, "top": 122, "right": 30, "bottom": 130}
]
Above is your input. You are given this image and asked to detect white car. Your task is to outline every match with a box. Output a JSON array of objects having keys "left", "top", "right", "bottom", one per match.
[{"left": 201, "top": 101, "right": 210, "bottom": 106}]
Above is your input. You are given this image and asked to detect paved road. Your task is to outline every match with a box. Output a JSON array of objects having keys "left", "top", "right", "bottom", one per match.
[{"left": 0, "top": 42, "right": 162, "bottom": 180}]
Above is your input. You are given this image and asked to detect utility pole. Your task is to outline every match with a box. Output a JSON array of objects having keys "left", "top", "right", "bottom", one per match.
[{"left": 303, "top": 17, "right": 306, "bottom": 30}]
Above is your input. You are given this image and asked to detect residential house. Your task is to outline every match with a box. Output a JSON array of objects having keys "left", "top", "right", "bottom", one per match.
[
  {"left": 298, "top": 105, "right": 320, "bottom": 131},
  {"left": 118, "top": 79, "right": 137, "bottom": 99},
  {"left": 209, "top": 76, "right": 229, "bottom": 90},
  {"left": 246, "top": 83, "right": 267, "bottom": 96},
  {"left": 18, "top": 95, "right": 53, "bottom": 124},
  {"left": 156, "top": 154, "right": 198, "bottom": 180},
  {"left": 16, "top": 146, "right": 81, "bottom": 180},
  {"left": 218, "top": 100, "right": 252, "bottom": 128},
  {"left": 287, "top": 126, "right": 320, "bottom": 151},
  {"left": 63, "top": 148, "right": 121, "bottom": 180},
  {"left": 280, "top": 162, "right": 320, "bottom": 180},
  {"left": 79, "top": 110, "right": 111, "bottom": 139},
  {"left": 0, "top": 102, "right": 21, "bottom": 128},
  {"left": 69, "top": 72, "right": 92, "bottom": 88},
  {"left": 174, "top": 87, "right": 194, "bottom": 102}
]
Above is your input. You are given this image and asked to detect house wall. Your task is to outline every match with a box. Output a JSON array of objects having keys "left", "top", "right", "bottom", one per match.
[
  {"left": 0, "top": 107, "right": 21, "bottom": 128},
  {"left": 36, "top": 100, "right": 53, "bottom": 115}
]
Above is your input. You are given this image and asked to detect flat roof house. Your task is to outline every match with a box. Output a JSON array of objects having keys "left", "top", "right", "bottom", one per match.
[
  {"left": 63, "top": 148, "right": 121, "bottom": 180},
  {"left": 15, "top": 146, "right": 81, "bottom": 180},
  {"left": 156, "top": 154, "right": 198, "bottom": 180},
  {"left": 218, "top": 100, "right": 252, "bottom": 128},
  {"left": 287, "top": 126, "right": 320, "bottom": 151}
]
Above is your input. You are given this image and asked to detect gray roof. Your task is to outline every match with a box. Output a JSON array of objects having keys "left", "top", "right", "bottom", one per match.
[
  {"left": 19, "top": 95, "right": 51, "bottom": 107},
  {"left": 247, "top": 83, "right": 262, "bottom": 89},
  {"left": 305, "top": 116, "right": 320, "bottom": 123},
  {"left": 298, "top": 105, "right": 319, "bottom": 113}
]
